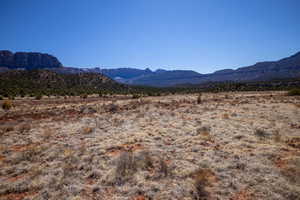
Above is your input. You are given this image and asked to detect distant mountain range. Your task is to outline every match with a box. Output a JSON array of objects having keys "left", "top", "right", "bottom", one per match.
[
  {"left": 98, "top": 51, "right": 300, "bottom": 87},
  {"left": 1, "top": 50, "right": 300, "bottom": 87}
]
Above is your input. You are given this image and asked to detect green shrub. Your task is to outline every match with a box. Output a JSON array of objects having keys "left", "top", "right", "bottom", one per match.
[
  {"left": 2, "top": 100, "right": 13, "bottom": 110},
  {"left": 0, "top": 96, "right": 3, "bottom": 100},
  {"left": 287, "top": 88, "right": 300, "bottom": 96}
]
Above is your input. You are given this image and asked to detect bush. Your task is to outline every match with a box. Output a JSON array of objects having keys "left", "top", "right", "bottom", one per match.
[
  {"left": 254, "top": 129, "right": 269, "bottom": 138},
  {"left": 287, "top": 88, "right": 300, "bottom": 96},
  {"left": 81, "top": 94, "right": 88, "bottom": 99},
  {"left": 197, "top": 93, "right": 202, "bottom": 104},
  {"left": 132, "top": 94, "right": 140, "bottom": 99},
  {"left": 35, "top": 94, "right": 42, "bottom": 100},
  {"left": 2, "top": 100, "right": 13, "bottom": 110},
  {"left": 0, "top": 96, "right": 3, "bottom": 100}
]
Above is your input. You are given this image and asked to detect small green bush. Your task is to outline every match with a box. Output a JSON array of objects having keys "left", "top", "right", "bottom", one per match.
[{"left": 287, "top": 88, "right": 300, "bottom": 96}]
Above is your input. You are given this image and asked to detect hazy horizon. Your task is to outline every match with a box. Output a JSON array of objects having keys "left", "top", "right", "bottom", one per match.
[{"left": 1, "top": 0, "right": 300, "bottom": 73}]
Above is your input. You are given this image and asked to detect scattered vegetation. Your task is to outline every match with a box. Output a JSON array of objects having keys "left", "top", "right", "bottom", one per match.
[
  {"left": 0, "top": 91, "right": 299, "bottom": 199},
  {"left": 287, "top": 88, "right": 300, "bottom": 96},
  {"left": 1, "top": 70, "right": 300, "bottom": 98},
  {"left": 2, "top": 100, "right": 13, "bottom": 110}
]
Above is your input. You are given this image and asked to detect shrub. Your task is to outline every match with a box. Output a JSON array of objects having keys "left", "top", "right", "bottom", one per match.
[
  {"left": 82, "top": 127, "right": 94, "bottom": 134},
  {"left": 190, "top": 168, "right": 215, "bottom": 200},
  {"left": 273, "top": 130, "right": 281, "bottom": 143},
  {"left": 80, "top": 94, "right": 88, "bottom": 99},
  {"left": 2, "top": 100, "right": 13, "bottom": 110},
  {"left": 197, "top": 93, "right": 202, "bottom": 104},
  {"left": 19, "top": 123, "right": 31, "bottom": 133},
  {"left": 254, "top": 129, "right": 269, "bottom": 138},
  {"left": 147, "top": 92, "right": 154, "bottom": 96},
  {"left": 35, "top": 94, "right": 42, "bottom": 100},
  {"left": 107, "top": 103, "right": 118, "bottom": 113},
  {"left": 114, "top": 151, "right": 137, "bottom": 185},
  {"left": 0, "top": 96, "right": 3, "bottom": 100},
  {"left": 132, "top": 94, "right": 140, "bottom": 99},
  {"left": 0, "top": 125, "right": 14, "bottom": 133},
  {"left": 159, "top": 159, "right": 169, "bottom": 177},
  {"left": 287, "top": 88, "right": 300, "bottom": 96}
]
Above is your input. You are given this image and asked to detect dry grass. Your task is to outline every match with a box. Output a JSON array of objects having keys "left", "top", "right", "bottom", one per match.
[{"left": 0, "top": 91, "right": 299, "bottom": 199}]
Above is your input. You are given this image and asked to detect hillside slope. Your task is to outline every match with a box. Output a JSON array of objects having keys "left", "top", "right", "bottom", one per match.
[{"left": 0, "top": 70, "right": 128, "bottom": 96}]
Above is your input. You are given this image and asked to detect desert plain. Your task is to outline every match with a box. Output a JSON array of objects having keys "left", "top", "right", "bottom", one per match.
[{"left": 0, "top": 91, "right": 299, "bottom": 200}]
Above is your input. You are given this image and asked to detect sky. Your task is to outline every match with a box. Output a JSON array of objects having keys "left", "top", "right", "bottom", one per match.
[{"left": 1, "top": 0, "right": 300, "bottom": 73}]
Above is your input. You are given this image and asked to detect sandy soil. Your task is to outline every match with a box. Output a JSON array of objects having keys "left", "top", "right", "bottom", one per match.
[{"left": 0, "top": 91, "right": 299, "bottom": 200}]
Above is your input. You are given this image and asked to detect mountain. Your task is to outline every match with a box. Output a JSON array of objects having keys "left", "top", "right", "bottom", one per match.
[
  {"left": 93, "top": 68, "right": 203, "bottom": 87},
  {"left": 200, "top": 51, "right": 300, "bottom": 83},
  {"left": 96, "top": 51, "right": 300, "bottom": 87},
  {"left": 0, "top": 50, "right": 62, "bottom": 70},
  {"left": 0, "top": 50, "right": 300, "bottom": 87},
  {"left": 99, "top": 67, "right": 153, "bottom": 79},
  {"left": 121, "top": 70, "right": 203, "bottom": 87}
]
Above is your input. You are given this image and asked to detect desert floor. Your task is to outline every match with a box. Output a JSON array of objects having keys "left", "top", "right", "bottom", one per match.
[{"left": 0, "top": 91, "right": 299, "bottom": 200}]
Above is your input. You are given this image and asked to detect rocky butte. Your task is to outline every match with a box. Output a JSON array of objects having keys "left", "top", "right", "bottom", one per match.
[{"left": 0, "top": 50, "right": 62, "bottom": 70}]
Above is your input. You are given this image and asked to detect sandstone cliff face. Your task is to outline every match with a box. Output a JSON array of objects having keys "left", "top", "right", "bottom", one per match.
[{"left": 0, "top": 50, "right": 62, "bottom": 69}]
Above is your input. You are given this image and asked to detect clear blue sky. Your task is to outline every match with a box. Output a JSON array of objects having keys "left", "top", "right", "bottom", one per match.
[{"left": 1, "top": 0, "right": 299, "bottom": 73}]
